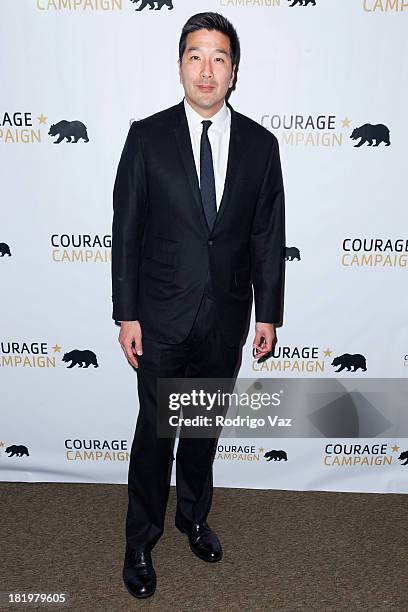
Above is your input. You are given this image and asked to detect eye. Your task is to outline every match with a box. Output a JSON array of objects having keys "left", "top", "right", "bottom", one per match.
[
  {"left": 215, "top": 57, "right": 225, "bottom": 63},
  {"left": 190, "top": 55, "right": 200, "bottom": 61}
]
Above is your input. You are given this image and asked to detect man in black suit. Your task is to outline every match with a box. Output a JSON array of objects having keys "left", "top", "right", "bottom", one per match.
[{"left": 111, "top": 12, "right": 285, "bottom": 599}]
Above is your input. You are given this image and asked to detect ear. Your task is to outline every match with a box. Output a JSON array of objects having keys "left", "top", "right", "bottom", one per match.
[
  {"left": 229, "top": 64, "right": 236, "bottom": 88},
  {"left": 177, "top": 58, "right": 182, "bottom": 83}
]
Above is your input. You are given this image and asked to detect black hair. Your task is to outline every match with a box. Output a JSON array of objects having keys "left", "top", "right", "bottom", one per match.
[{"left": 178, "top": 12, "right": 240, "bottom": 68}]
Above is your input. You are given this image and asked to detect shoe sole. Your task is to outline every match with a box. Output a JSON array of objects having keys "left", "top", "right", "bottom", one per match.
[{"left": 175, "top": 522, "right": 223, "bottom": 563}]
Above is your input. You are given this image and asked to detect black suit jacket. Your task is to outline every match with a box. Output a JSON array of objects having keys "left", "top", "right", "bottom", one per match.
[{"left": 111, "top": 99, "right": 285, "bottom": 347}]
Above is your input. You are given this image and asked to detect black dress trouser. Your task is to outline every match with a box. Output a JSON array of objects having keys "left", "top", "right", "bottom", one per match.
[{"left": 125, "top": 275, "right": 241, "bottom": 552}]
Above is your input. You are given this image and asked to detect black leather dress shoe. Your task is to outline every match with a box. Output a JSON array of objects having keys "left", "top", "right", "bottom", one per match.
[
  {"left": 123, "top": 549, "right": 156, "bottom": 598},
  {"left": 175, "top": 520, "right": 223, "bottom": 562}
]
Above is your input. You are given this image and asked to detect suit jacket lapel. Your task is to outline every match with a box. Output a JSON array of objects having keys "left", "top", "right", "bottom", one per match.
[
  {"left": 214, "top": 100, "right": 241, "bottom": 231},
  {"left": 173, "top": 102, "right": 208, "bottom": 233},
  {"left": 173, "top": 99, "right": 241, "bottom": 235}
]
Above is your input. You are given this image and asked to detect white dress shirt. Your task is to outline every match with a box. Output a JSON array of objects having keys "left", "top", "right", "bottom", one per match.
[{"left": 183, "top": 97, "right": 231, "bottom": 211}]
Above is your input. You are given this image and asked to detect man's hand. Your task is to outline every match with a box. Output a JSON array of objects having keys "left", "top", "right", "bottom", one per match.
[
  {"left": 119, "top": 320, "right": 143, "bottom": 368},
  {"left": 252, "top": 322, "right": 276, "bottom": 358}
]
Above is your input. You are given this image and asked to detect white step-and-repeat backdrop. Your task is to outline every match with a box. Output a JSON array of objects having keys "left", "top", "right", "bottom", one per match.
[{"left": 1, "top": 0, "right": 407, "bottom": 493}]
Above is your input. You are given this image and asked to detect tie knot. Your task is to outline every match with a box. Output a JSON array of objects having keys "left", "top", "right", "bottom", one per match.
[{"left": 201, "top": 120, "right": 212, "bottom": 134}]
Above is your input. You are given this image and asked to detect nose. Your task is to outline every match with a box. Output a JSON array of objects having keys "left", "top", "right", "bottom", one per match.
[{"left": 200, "top": 59, "right": 213, "bottom": 80}]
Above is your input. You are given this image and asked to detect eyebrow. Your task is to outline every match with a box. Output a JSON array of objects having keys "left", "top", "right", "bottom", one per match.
[{"left": 186, "top": 47, "right": 229, "bottom": 56}]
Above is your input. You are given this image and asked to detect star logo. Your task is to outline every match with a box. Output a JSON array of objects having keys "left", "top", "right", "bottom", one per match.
[
  {"left": 37, "top": 113, "right": 47, "bottom": 125},
  {"left": 391, "top": 444, "right": 400, "bottom": 453},
  {"left": 258, "top": 447, "right": 264, "bottom": 453},
  {"left": 341, "top": 117, "right": 352, "bottom": 128},
  {"left": 323, "top": 348, "right": 333, "bottom": 357},
  {"left": 52, "top": 344, "right": 62, "bottom": 353}
]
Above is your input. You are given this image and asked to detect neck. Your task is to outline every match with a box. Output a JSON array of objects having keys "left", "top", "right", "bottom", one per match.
[{"left": 185, "top": 96, "right": 224, "bottom": 118}]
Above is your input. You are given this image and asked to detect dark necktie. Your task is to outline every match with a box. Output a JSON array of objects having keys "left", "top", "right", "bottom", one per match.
[{"left": 200, "top": 120, "right": 217, "bottom": 231}]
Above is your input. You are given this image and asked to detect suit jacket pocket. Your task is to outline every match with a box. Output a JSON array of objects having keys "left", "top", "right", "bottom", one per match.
[
  {"left": 143, "top": 236, "right": 178, "bottom": 268},
  {"left": 143, "top": 259, "right": 176, "bottom": 283},
  {"left": 231, "top": 265, "right": 251, "bottom": 294}
]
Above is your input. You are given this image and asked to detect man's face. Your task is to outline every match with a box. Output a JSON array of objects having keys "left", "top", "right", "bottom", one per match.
[{"left": 178, "top": 28, "right": 236, "bottom": 117}]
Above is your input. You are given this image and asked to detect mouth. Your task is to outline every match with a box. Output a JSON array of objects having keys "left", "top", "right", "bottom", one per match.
[{"left": 197, "top": 84, "right": 215, "bottom": 92}]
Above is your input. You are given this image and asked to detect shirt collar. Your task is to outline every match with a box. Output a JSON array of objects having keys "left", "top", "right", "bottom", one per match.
[{"left": 183, "top": 97, "right": 230, "bottom": 134}]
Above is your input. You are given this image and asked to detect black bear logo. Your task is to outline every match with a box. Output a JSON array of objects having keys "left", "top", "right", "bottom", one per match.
[
  {"left": 131, "top": 0, "right": 174, "bottom": 10},
  {"left": 264, "top": 449, "right": 287, "bottom": 461},
  {"left": 285, "top": 246, "right": 301, "bottom": 261},
  {"left": 350, "top": 124, "right": 390, "bottom": 148},
  {"left": 48, "top": 120, "right": 89, "bottom": 144},
  {"left": 331, "top": 353, "right": 367, "bottom": 373},
  {"left": 288, "top": 0, "right": 316, "bottom": 6},
  {"left": 398, "top": 450, "right": 408, "bottom": 466},
  {"left": 0, "top": 242, "right": 11, "bottom": 256},
  {"left": 62, "top": 349, "right": 99, "bottom": 368},
  {"left": 6, "top": 444, "right": 29, "bottom": 457}
]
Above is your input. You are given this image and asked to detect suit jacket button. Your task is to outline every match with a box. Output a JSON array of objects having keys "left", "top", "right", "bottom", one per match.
[{"left": 208, "top": 240, "right": 213, "bottom": 246}]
